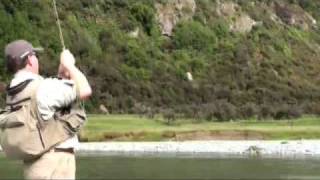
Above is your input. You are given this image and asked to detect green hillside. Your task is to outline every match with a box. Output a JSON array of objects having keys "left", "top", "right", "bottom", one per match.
[{"left": 1, "top": 0, "right": 320, "bottom": 121}]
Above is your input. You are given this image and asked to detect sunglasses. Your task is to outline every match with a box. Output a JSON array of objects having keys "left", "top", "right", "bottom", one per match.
[
  {"left": 20, "top": 51, "right": 38, "bottom": 59},
  {"left": 30, "top": 51, "right": 39, "bottom": 58}
]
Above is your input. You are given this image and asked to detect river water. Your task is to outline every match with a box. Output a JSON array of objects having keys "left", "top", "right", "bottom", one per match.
[{"left": 1, "top": 152, "right": 320, "bottom": 179}]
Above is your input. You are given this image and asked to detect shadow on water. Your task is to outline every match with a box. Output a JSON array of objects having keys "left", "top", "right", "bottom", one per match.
[{"left": 1, "top": 152, "right": 320, "bottom": 180}]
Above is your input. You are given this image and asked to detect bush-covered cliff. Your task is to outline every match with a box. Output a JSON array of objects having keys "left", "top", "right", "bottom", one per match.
[{"left": 1, "top": 0, "right": 320, "bottom": 121}]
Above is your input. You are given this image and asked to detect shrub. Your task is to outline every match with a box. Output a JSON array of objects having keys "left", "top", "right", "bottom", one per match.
[
  {"left": 123, "top": 40, "right": 149, "bottom": 69},
  {"left": 211, "top": 20, "right": 230, "bottom": 39},
  {"left": 215, "top": 86, "right": 232, "bottom": 100},
  {"left": 258, "top": 104, "right": 276, "bottom": 120},
  {"left": 302, "top": 102, "right": 320, "bottom": 116},
  {"left": 172, "top": 21, "right": 217, "bottom": 52},
  {"left": 179, "top": 104, "right": 200, "bottom": 120},
  {"left": 214, "top": 101, "right": 237, "bottom": 122},
  {"left": 129, "top": 2, "right": 155, "bottom": 35},
  {"left": 202, "top": 103, "right": 217, "bottom": 121},
  {"left": 132, "top": 102, "right": 155, "bottom": 118},
  {"left": 273, "top": 104, "right": 302, "bottom": 120},
  {"left": 240, "top": 103, "right": 258, "bottom": 119},
  {"left": 287, "top": 105, "right": 302, "bottom": 119},
  {"left": 162, "top": 109, "right": 176, "bottom": 125}
]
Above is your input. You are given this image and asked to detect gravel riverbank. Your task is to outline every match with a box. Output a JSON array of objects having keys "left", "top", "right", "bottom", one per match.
[
  {"left": 1, "top": 140, "right": 319, "bottom": 157},
  {"left": 76, "top": 140, "right": 320, "bottom": 156}
]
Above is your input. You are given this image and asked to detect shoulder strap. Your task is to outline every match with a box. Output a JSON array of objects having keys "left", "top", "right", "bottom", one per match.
[
  {"left": 6, "top": 79, "right": 33, "bottom": 96},
  {"left": 6, "top": 78, "right": 43, "bottom": 120},
  {"left": 6, "top": 79, "right": 35, "bottom": 111}
]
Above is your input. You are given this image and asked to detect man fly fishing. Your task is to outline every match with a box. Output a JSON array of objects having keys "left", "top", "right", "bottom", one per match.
[
  {"left": 0, "top": 1, "right": 92, "bottom": 179},
  {"left": 2, "top": 40, "right": 91, "bottom": 179}
]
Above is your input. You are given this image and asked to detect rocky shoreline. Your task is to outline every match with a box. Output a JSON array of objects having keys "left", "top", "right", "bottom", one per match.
[
  {"left": 1, "top": 140, "right": 319, "bottom": 157},
  {"left": 76, "top": 140, "right": 320, "bottom": 157}
]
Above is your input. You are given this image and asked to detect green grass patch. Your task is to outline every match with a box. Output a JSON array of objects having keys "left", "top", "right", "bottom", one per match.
[
  {"left": 0, "top": 154, "right": 23, "bottom": 179},
  {"left": 80, "top": 115, "right": 320, "bottom": 141}
]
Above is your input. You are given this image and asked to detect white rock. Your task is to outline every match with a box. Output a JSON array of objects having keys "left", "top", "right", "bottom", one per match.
[
  {"left": 186, "top": 72, "right": 193, "bottom": 81},
  {"left": 128, "top": 28, "right": 139, "bottom": 38}
]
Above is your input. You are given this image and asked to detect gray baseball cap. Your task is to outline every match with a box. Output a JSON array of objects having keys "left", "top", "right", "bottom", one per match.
[{"left": 5, "top": 40, "right": 43, "bottom": 61}]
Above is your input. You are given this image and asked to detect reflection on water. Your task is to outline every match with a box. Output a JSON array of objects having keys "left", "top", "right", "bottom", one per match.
[{"left": 1, "top": 152, "right": 320, "bottom": 180}]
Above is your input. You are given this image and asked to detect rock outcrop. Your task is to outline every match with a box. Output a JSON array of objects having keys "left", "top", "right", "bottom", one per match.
[
  {"left": 273, "top": 2, "right": 317, "bottom": 30},
  {"left": 155, "top": 1, "right": 316, "bottom": 36},
  {"left": 229, "top": 14, "right": 259, "bottom": 33},
  {"left": 216, "top": 0, "right": 238, "bottom": 17},
  {"left": 215, "top": 1, "right": 259, "bottom": 33},
  {"left": 155, "top": 0, "right": 196, "bottom": 36}
]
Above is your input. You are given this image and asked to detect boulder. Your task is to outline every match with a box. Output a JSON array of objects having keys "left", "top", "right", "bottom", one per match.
[
  {"left": 216, "top": 0, "right": 238, "bottom": 17},
  {"left": 273, "top": 2, "right": 317, "bottom": 30},
  {"left": 155, "top": 0, "right": 196, "bottom": 36},
  {"left": 128, "top": 27, "right": 139, "bottom": 38},
  {"left": 99, "top": 104, "right": 109, "bottom": 114},
  {"left": 230, "top": 14, "right": 258, "bottom": 33},
  {"left": 216, "top": 1, "right": 259, "bottom": 33}
]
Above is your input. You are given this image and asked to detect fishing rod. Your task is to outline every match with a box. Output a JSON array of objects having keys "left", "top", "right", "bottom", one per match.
[
  {"left": 52, "top": 0, "right": 66, "bottom": 50},
  {"left": 51, "top": 0, "right": 86, "bottom": 108}
]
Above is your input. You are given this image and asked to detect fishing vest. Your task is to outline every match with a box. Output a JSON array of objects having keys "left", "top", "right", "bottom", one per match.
[{"left": 0, "top": 78, "right": 86, "bottom": 161}]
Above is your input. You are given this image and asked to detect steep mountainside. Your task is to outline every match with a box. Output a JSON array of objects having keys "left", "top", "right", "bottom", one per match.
[{"left": 1, "top": 0, "right": 320, "bottom": 120}]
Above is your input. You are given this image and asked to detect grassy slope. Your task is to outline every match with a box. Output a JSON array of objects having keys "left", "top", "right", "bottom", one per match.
[
  {"left": 2, "top": 1, "right": 320, "bottom": 118},
  {"left": 80, "top": 115, "right": 320, "bottom": 141}
]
